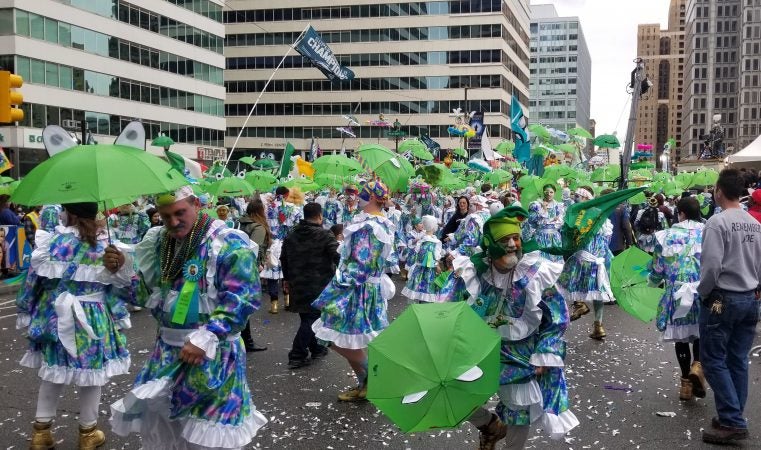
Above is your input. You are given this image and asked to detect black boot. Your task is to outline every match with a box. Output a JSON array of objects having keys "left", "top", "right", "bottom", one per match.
[{"left": 241, "top": 320, "right": 267, "bottom": 352}]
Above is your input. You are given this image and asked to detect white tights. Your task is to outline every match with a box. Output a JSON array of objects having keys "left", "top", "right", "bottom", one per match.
[{"left": 35, "top": 380, "right": 101, "bottom": 427}]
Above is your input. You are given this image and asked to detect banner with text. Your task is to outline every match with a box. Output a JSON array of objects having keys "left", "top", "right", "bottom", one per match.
[{"left": 294, "top": 26, "right": 355, "bottom": 83}]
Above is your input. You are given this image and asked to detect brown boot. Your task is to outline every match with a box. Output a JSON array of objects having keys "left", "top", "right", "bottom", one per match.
[
  {"left": 570, "top": 301, "right": 590, "bottom": 321},
  {"left": 269, "top": 298, "right": 279, "bottom": 314},
  {"left": 284, "top": 293, "right": 290, "bottom": 311},
  {"left": 30, "top": 421, "right": 55, "bottom": 450},
  {"left": 688, "top": 361, "right": 707, "bottom": 398},
  {"left": 679, "top": 377, "right": 693, "bottom": 401},
  {"left": 78, "top": 424, "right": 105, "bottom": 450},
  {"left": 337, "top": 384, "right": 367, "bottom": 402},
  {"left": 589, "top": 321, "right": 606, "bottom": 340},
  {"left": 476, "top": 413, "right": 507, "bottom": 450}
]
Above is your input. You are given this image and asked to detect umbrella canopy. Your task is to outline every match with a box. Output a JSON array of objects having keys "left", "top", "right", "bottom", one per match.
[
  {"left": 367, "top": 302, "right": 500, "bottom": 433},
  {"left": 416, "top": 164, "right": 453, "bottom": 187},
  {"left": 527, "top": 123, "right": 550, "bottom": 140},
  {"left": 244, "top": 170, "right": 278, "bottom": 192},
  {"left": 675, "top": 172, "right": 694, "bottom": 189},
  {"left": 610, "top": 247, "right": 664, "bottom": 322},
  {"left": 567, "top": 127, "right": 594, "bottom": 139},
  {"left": 451, "top": 147, "right": 468, "bottom": 158},
  {"left": 315, "top": 173, "right": 353, "bottom": 190},
  {"left": 494, "top": 140, "right": 516, "bottom": 157},
  {"left": 151, "top": 134, "right": 175, "bottom": 150},
  {"left": 239, "top": 156, "right": 257, "bottom": 166},
  {"left": 356, "top": 144, "right": 414, "bottom": 193},
  {"left": 543, "top": 164, "right": 578, "bottom": 182},
  {"left": 250, "top": 157, "right": 279, "bottom": 170},
  {"left": 486, "top": 169, "right": 512, "bottom": 186},
  {"left": 283, "top": 177, "right": 320, "bottom": 192},
  {"left": 312, "top": 154, "right": 364, "bottom": 178},
  {"left": 594, "top": 134, "right": 621, "bottom": 149},
  {"left": 12, "top": 144, "right": 187, "bottom": 206},
  {"left": 0, "top": 176, "right": 15, "bottom": 184},
  {"left": 450, "top": 161, "right": 468, "bottom": 171},
  {"left": 688, "top": 168, "right": 719, "bottom": 188},
  {"left": 399, "top": 139, "right": 434, "bottom": 161},
  {"left": 206, "top": 176, "right": 256, "bottom": 198},
  {"left": 590, "top": 164, "right": 622, "bottom": 183},
  {"left": 556, "top": 143, "right": 577, "bottom": 154}
]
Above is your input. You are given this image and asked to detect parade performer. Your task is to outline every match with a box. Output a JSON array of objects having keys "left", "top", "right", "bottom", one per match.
[
  {"left": 323, "top": 188, "right": 343, "bottom": 229},
  {"left": 107, "top": 203, "right": 151, "bottom": 245},
  {"left": 339, "top": 185, "right": 361, "bottom": 224},
  {"left": 39, "top": 204, "right": 62, "bottom": 232},
  {"left": 401, "top": 215, "right": 444, "bottom": 303},
  {"left": 634, "top": 195, "right": 669, "bottom": 253},
  {"left": 110, "top": 186, "right": 267, "bottom": 450},
  {"left": 17, "top": 202, "right": 134, "bottom": 449},
  {"left": 523, "top": 183, "right": 565, "bottom": 263},
  {"left": 311, "top": 180, "right": 397, "bottom": 402},
  {"left": 262, "top": 186, "right": 303, "bottom": 313},
  {"left": 439, "top": 196, "right": 489, "bottom": 302},
  {"left": 440, "top": 196, "right": 456, "bottom": 229},
  {"left": 648, "top": 197, "right": 706, "bottom": 401},
  {"left": 557, "top": 186, "right": 614, "bottom": 340},
  {"left": 456, "top": 206, "right": 578, "bottom": 450}
]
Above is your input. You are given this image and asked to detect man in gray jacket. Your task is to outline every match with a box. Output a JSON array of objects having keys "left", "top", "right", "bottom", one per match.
[{"left": 697, "top": 168, "right": 761, "bottom": 445}]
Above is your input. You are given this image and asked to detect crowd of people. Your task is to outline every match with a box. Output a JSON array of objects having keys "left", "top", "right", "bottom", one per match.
[{"left": 11, "top": 165, "right": 761, "bottom": 449}]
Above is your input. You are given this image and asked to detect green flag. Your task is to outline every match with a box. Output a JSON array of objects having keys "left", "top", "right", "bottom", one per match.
[{"left": 279, "top": 142, "right": 295, "bottom": 179}]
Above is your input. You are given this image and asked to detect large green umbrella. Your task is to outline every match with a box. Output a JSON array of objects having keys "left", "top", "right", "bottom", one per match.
[
  {"left": 312, "top": 154, "right": 364, "bottom": 178},
  {"left": 556, "top": 143, "right": 577, "bottom": 154},
  {"left": 283, "top": 177, "right": 320, "bottom": 192},
  {"left": 543, "top": 164, "right": 578, "bottom": 182},
  {"left": 653, "top": 172, "right": 673, "bottom": 184},
  {"left": 12, "top": 144, "right": 187, "bottom": 206},
  {"left": 0, "top": 179, "right": 20, "bottom": 196},
  {"left": 251, "top": 157, "right": 279, "bottom": 170},
  {"left": 567, "top": 127, "right": 593, "bottom": 139},
  {"left": 206, "top": 176, "right": 256, "bottom": 198},
  {"left": 486, "top": 169, "right": 512, "bottom": 186},
  {"left": 675, "top": 172, "right": 694, "bottom": 190},
  {"left": 494, "top": 141, "right": 515, "bottom": 157},
  {"left": 367, "top": 302, "right": 500, "bottom": 433},
  {"left": 610, "top": 247, "right": 664, "bottom": 323},
  {"left": 416, "top": 163, "right": 453, "bottom": 187},
  {"left": 438, "top": 176, "right": 467, "bottom": 192},
  {"left": 688, "top": 168, "right": 719, "bottom": 188},
  {"left": 0, "top": 176, "right": 15, "bottom": 184},
  {"left": 315, "top": 173, "right": 352, "bottom": 190},
  {"left": 356, "top": 144, "right": 414, "bottom": 193},
  {"left": 452, "top": 147, "right": 468, "bottom": 158},
  {"left": 594, "top": 134, "right": 621, "bottom": 149},
  {"left": 590, "top": 164, "right": 621, "bottom": 183},
  {"left": 527, "top": 123, "right": 551, "bottom": 140},
  {"left": 244, "top": 170, "right": 278, "bottom": 192},
  {"left": 399, "top": 139, "right": 434, "bottom": 161},
  {"left": 450, "top": 161, "right": 468, "bottom": 171},
  {"left": 239, "top": 156, "right": 257, "bottom": 166}
]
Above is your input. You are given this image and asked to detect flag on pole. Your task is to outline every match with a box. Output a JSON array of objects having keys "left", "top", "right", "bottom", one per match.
[
  {"left": 510, "top": 95, "right": 530, "bottom": 163},
  {"left": 279, "top": 142, "right": 296, "bottom": 179},
  {"left": 0, "top": 148, "right": 12, "bottom": 174},
  {"left": 294, "top": 26, "right": 355, "bottom": 83},
  {"left": 164, "top": 150, "right": 204, "bottom": 180}
]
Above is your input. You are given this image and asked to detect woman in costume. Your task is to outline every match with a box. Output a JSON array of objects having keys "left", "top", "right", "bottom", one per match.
[
  {"left": 401, "top": 215, "right": 444, "bottom": 303},
  {"left": 522, "top": 183, "right": 565, "bottom": 263},
  {"left": 261, "top": 186, "right": 303, "bottom": 313}
]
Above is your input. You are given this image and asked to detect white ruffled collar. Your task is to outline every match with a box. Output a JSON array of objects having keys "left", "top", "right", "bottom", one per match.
[
  {"left": 673, "top": 220, "right": 704, "bottom": 230},
  {"left": 55, "top": 225, "right": 110, "bottom": 241}
]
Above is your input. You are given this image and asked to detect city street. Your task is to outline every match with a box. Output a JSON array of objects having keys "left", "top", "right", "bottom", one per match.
[{"left": 0, "top": 279, "right": 759, "bottom": 449}]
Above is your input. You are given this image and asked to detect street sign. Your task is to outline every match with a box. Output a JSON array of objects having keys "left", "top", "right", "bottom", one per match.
[
  {"left": 197, "top": 146, "right": 227, "bottom": 161},
  {"left": 386, "top": 130, "right": 407, "bottom": 138}
]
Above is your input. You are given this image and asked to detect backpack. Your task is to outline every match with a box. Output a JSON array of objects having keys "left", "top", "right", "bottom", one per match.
[{"left": 638, "top": 207, "right": 661, "bottom": 234}]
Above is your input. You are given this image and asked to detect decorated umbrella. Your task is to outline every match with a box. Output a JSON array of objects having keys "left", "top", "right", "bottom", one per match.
[
  {"left": 688, "top": 168, "right": 719, "bottom": 188},
  {"left": 567, "top": 127, "right": 594, "bottom": 139},
  {"left": 501, "top": 160, "right": 522, "bottom": 170},
  {"left": 367, "top": 302, "right": 500, "bottom": 433},
  {"left": 283, "top": 176, "right": 320, "bottom": 192},
  {"left": 543, "top": 164, "right": 578, "bottom": 182},
  {"left": 527, "top": 123, "right": 551, "bottom": 140},
  {"left": 451, "top": 147, "right": 468, "bottom": 158},
  {"left": 437, "top": 176, "right": 468, "bottom": 192},
  {"left": 486, "top": 169, "right": 512, "bottom": 186},
  {"left": 416, "top": 164, "right": 453, "bottom": 187},
  {"left": 244, "top": 170, "right": 278, "bottom": 192},
  {"left": 399, "top": 139, "right": 434, "bottom": 161},
  {"left": 450, "top": 161, "right": 468, "bottom": 171},
  {"left": 206, "top": 176, "right": 256, "bottom": 198},
  {"left": 356, "top": 144, "right": 414, "bottom": 193},
  {"left": 239, "top": 156, "right": 257, "bottom": 166},
  {"left": 593, "top": 134, "right": 621, "bottom": 149},
  {"left": 315, "top": 173, "right": 353, "bottom": 190},
  {"left": 494, "top": 140, "right": 516, "bottom": 157},
  {"left": 556, "top": 143, "right": 577, "bottom": 154},
  {"left": 610, "top": 246, "right": 664, "bottom": 323},
  {"left": 675, "top": 172, "right": 695, "bottom": 190},
  {"left": 590, "top": 164, "right": 621, "bottom": 183},
  {"left": 653, "top": 172, "right": 673, "bottom": 184},
  {"left": 151, "top": 134, "right": 174, "bottom": 150},
  {"left": 312, "top": 154, "right": 364, "bottom": 178},
  {"left": 205, "top": 161, "right": 233, "bottom": 180},
  {"left": 250, "top": 157, "right": 279, "bottom": 170}
]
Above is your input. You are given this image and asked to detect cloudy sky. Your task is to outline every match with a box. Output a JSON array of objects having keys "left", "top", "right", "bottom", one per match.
[{"left": 533, "top": 0, "right": 672, "bottom": 141}]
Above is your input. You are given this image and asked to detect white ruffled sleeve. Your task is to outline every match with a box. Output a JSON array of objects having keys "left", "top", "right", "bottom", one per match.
[
  {"left": 186, "top": 327, "right": 219, "bottom": 360},
  {"left": 135, "top": 227, "right": 162, "bottom": 290},
  {"left": 95, "top": 240, "right": 135, "bottom": 288},
  {"left": 453, "top": 254, "right": 480, "bottom": 300}
]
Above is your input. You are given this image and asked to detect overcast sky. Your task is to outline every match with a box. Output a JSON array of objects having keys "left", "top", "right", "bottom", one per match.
[{"left": 532, "top": 0, "right": 672, "bottom": 141}]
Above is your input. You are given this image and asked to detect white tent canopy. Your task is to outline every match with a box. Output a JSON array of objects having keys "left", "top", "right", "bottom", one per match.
[{"left": 728, "top": 134, "right": 761, "bottom": 164}]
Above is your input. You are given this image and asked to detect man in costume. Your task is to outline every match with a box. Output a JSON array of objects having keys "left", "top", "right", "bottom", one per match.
[
  {"left": 455, "top": 206, "right": 578, "bottom": 450},
  {"left": 110, "top": 185, "right": 267, "bottom": 450}
]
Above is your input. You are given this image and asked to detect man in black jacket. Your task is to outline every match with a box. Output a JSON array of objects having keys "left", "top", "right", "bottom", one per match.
[{"left": 281, "top": 202, "right": 341, "bottom": 368}]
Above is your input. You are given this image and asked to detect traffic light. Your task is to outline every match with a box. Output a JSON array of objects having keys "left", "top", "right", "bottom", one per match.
[{"left": 0, "top": 71, "right": 24, "bottom": 123}]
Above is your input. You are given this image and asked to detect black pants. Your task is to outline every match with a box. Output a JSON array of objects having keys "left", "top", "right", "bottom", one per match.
[{"left": 289, "top": 311, "right": 324, "bottom": 360}]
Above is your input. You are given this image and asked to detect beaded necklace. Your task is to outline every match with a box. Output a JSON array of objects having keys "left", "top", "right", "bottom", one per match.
[{"left": 160, "top": 213, "right": 213, "bottom": 284}]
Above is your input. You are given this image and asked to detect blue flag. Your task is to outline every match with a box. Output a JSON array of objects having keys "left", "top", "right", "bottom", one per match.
[
  {"left": 294, "top": 26, "right": 355, "bottom": 83},
  {"left": 510, "top": 95, "right": 530, "bottom": 163}
]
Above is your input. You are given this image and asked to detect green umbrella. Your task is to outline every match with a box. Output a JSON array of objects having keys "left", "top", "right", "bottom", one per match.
[
  {"left": 312, "top": 154, "right": 363, "bottom": 178},
  {"left": 594, "top": 134, "right": 621, "bottom": 149},
  {"left": 438, "top": 176, "right": 467, "bottom": 192},
  {"left": 688, "top": 168, "right": 719, "bottom": 188},
  {"left": 244, "top": 170, "right": 278, "bottom": 192},
  {"left": 315, "top": 173, "right": 352, "bottom": 190},
  {"left": 486, "top": 169, "right": 512, "bottom": 186},
  {"left": 205, "top": 161, "right": 233, "bottom": 181},
  {"left": 610, "top": 247, "right": 664, "bottom": 323},
  {"left": 12, "top": 144, "right": 187, "bottom": 206},
  {"left": 501, "top": 160, "right": 522, "bottom": 170},
  {"left": 653, "top": 172, "right": 672, "bottom": 184},
  {"left": 251, "top": 157, "right": 279, "bottom": 170},
  {"left": 629, "top": 191, "right": 647, "bottom": 205},
  {"left": 356, "top": 144, "right": 414, "bottom": 193},
  {"left": 239, "top": 156, "right": 257, "bottom": 166},
  {"left": 0, "top": 176, "right": 15, "bottom": 184},
  {"left": 567, "top": 127, "right": 594, "bottom": 139},
  {"left": 543, "top": 164, "right": 577, "bottom": 182},
  {"left": 452, "top": 147, "right": 468, "bottom": 158},
  {"left": 527, "top": 123, "right": 551, "bottom": 140},
  {"left": 151, "top": 134, "right": 175, "bottom": 150},
  {"left": 399, "top": 139, "right": 434, "bottom": 161},
  {"left": 206, "top": 176, "right": 256, "bottom": 198},
  {"left": 283, "top": 177, "right": 320, "bottom": 192},
  {"left": 628, "top": 169, "right": 653, "bottom": 181},
  {"left": 450, "top": 161, "right": 468, "bottom": 171},
  {"left": 416, "top": 163, "right": 453, "bottom": 187},
  {"left": 675, "top": 172, "right": 694, "bottom": 190},
  {"left": 0, "top": 180, "right": 21, "bottom": 196},
  {"left": 556, "top": 143, "right": 577, "bottom": 154},
  {"left": 590, "top": 164, "right": 621, "bottom": 183},
  {"left": 494, "top": 140, "right": 516, "bottom": 157},
  {"left": 367, "top": 302, "right": 500, "bottom": 433}
]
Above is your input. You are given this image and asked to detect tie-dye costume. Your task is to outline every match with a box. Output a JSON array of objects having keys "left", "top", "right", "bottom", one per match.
[
  {"left": 108, "top": 211, "right": 151, "bottom": 245},
  {"left": 522, "top": 200, "right": 565, "bottom": 263},
  {"left": 39, "top": 205, "right": 62, "bottom": 232},
  {"left": 556, "top": 220, "right": 615, "bottom": 304},
  {"left": 261, "top": 198, "right": 302, "bottom": 280},
  {"left": 401, "top": 235, "right": 444, "bottom": 303}
]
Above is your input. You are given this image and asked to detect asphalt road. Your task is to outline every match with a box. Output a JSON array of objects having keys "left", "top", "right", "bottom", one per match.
[{"left": 0, "top": 280, "right": 760, "bottom": 449}]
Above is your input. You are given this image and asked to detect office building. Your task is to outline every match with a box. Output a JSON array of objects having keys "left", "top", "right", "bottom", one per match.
[
  {"left": 0, "top": 0, "right": 226, "bottom": 175},
  {"left": 528, "top": 4, "right": 591, "bottom": 133}
]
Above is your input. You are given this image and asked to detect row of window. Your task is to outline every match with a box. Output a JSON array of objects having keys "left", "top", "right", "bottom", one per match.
[
  {"left": 223, "top": 1, "right": 503, "bottom": 23},
  {"left": 536, "top": 110, "right": 576, "bottom": 119},
  {"left": 163, "top": 0, "right": 223, "bottom": 22},
  {"left": 15, "top": 56, "right": 224, "bottom": 117},
  {"left": 226, "top": 74, "right": 503, "bottom": 93},
  {"left": 18, "top": 102, "right": 224, "bottom": 146},
  {"left": 225, "top": 100, "right": 508, "bottom": 117},
  {"left": 226, "top": 124, "right": 510, "bottom": 141},
  {"left": 59, "top": 0, "right": 223, "bottom": 53},
  {"left": 13, "top": 9, "right": 223, "bottom": 85}
]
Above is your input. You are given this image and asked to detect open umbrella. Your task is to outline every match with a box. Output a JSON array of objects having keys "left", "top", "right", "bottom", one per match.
[
  {"left": 315, "top": 173, "right": 353, "bottom": 190},
  {"left": 610, "top": 247, "right": 664, "bottom": 323},
  {"left": 675, "top": 172, "right": 694, "bottom": 190},
  {"left": 688, "top": 168, "right": 719, "bottom": 188},
  {"left": 452, "top": 147, "right": 468, "bottom": 158},
  {"left": 416, "top": 164, "right": 453, "bottom": 187},
  {"left": 356, "top": 144, "right": 414, "bottom": 193},
  {"left": 527, "top": 123, "right": 551, "bottom": 140},
  {"left": 244, "top": 170, "right": 278, "bottom": 192},
  {"left": 206, "top": 176, "right": 256, "bottom": 198},
  {"left": 450, "top": 161, "right": 468, "bottom": 171},
  {"left": 367, "top": 302, "right": 500, "bottom": 433},
  {"left": 567, "top": 127, "right": 594, "bottom": 139},
  {"left": 494, "top": 141, "right": 515, "bottom": 157},
  {"left": 399, "top": 139, "right": 434, "bottom": 161},
  {"left": 12, "top": 144, "right": 187, "bottom": 206},
  {"left": 594, "top": 134, "right": 621, "bottom": 149},
  {"left": 590, "top": 164, "right": 621, "bottom": 183},
  {"left": 312, "top": 154, "right": 364, "bottom": 178},
  {"left": 239, "top": 156, "right": 257, "bottom": 166},
  {"left": 543, "top": 165, "right": 578, "bottom": 182},
  {"left": 251, "top": 157, "right": 279, "bottom": 170},
  {"left": 486, "top": 169, "right": 512, "bottom": 186},
  {"left": 556, "top": 143, "right": 577, "bottom": 154},
  {"left": 283, "top": 176, "right": 321, "bottom": 193},
  {"left": 150, "top": 134, "right": 174, "bottom": 150},
  {"left": 0, "top": 176, "right": 15, "bottom": 184}
]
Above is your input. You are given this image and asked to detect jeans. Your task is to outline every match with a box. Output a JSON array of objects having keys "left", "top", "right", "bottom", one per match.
[
  {"left": 289, "top": 311, "right": 324, "bottom": 360},
  {"left": 699, "top": 290, "right": 760, "bottom": 429}
]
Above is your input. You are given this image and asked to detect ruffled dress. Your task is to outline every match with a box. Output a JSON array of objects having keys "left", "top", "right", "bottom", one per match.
[
  {"left": 438, "top": 213, "right": 485, "bottom": 302},
  {"left": 648, "top": 220, "right": 703, "bottom": 342},
  {"left": 312, "top": 212, "right": 397, "bottom": 349},
  {"left": 556, "top": 220, "right": 615, "bottom": 304},
  {"left": 16, "top": 226, "right": 134, "bottom": 386},
  {"left": 260, "top": 200, "right": 302, "bottom": 280},
  {"left": 110, "top": 220, "right": 267, "bottom": 449},
  {"left": 323, "top": 198, "right": 342, "bottom": 229},
  {"left": 523, "top": 200, "right": 565, "bottom": 263},
  {"left": 402, "top": 236, "right": 444, "bottom": 303},
  {"left": 454, "top": 251, "right": 579, "bottom": 439},
  {"left": 339, "top": 202, "right": 360, "bottom": 225}
]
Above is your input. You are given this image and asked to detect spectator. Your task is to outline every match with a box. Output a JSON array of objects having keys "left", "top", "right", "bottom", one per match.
[
  {"left": 237, "top": 197, "right": 271, "bottom": 353},
  {"left": 0, "top": 195, "right": 20, "bottom": 226},
  {"left": 748, "top": 189, "right": 761, "bottom": 224},
  {"left": 146, "top": 207, "right": 162, "bottom": 228},
  {"left": 603, "top": 189, "right": 633, "bottom": 255},
  {"left": 23, "top": 206, "right": 42, "bottom": 248}
]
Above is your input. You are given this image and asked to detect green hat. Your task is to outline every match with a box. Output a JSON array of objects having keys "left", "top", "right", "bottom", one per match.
[{"left": 471, "top": 205, "right": 529, "bottom": 273}]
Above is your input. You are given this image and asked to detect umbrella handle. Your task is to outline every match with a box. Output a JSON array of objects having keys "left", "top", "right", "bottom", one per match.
[{"left": 103, "top": 201, "right": 113, "bottom": 246}]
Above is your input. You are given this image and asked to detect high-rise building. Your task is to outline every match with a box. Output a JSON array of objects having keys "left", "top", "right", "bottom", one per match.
[
  {"left": 223, "top": 0, "right": 532, "bottom": 158},
  {"left": 0, "top": 0, "right": 226, "bottom": 175},
  {"left": 528, "top": 4, "right": 591, "bottom": 132},
  {"left": 635, "top": 0, "right": 685, "bottom": 169},
  {"left": 681, "top": 0, "right": 758, "bottom": 160}
]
